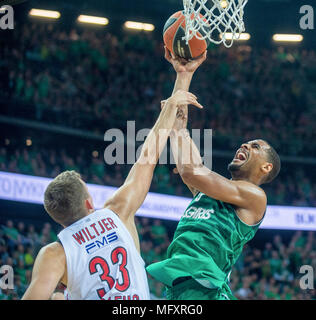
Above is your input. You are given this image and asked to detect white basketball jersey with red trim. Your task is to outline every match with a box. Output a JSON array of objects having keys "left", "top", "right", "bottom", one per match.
[{"left": 57, "top": 208, "right": 150, "bottom": 300}]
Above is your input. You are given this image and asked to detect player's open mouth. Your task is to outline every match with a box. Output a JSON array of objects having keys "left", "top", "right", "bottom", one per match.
[{"left": 233, "top": 149, "right": 248, "bottom": 163}]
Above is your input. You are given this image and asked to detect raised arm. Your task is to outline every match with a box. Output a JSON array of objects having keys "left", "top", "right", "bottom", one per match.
[
  {"left": 103, "top": 90, "right": 203, "bottom": 226},
  {"left": 168, "top": 47, "right": 207, "bottom": 122},
  {"left": 171, "top": 128, "right": 267, "bottom": 224},
  {"left": 165, "top": 48, "right": 266, "bottom": 223},
  {"left": 165, "top": 47, "right": 207, "bottom": 196}
]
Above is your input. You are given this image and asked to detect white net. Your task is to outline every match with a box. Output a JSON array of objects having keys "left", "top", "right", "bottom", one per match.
[{"left": 182, "top": 0, "right": 248, "bottom": 48}]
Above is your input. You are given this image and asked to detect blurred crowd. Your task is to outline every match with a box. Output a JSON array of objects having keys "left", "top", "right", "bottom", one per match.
[
  {"left": 1, "top": 20, "right": 316, "bottom": 300},
  {"left": 0, "top": 219, "right": 58, "bottom": 300},
  {"left": 1, "top": 22, "right": 316, "bottom": 158},
  {"left": 231, "top": 231, "right": 316, "bottom": 300},
  {"left": 1, "top": 144, "right": 316, "bottom": 207},
  {"left": 1, "top": 22, "right": 316, "bottom": 206},
  {"left": 0, "top": 218, "right": 315, "bottom": 300}
]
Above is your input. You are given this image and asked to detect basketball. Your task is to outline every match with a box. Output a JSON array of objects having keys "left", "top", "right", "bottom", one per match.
[{"left": 163, "top": 11, "right": 210, "bottom": 60}]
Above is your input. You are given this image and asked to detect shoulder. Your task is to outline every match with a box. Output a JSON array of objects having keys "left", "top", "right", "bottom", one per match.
[
  {"left": 37, "top": 241, "right": 66, "bottom": 263},
  {"left": 231, "top": 179, "right": 267, "bottom": 210},
  {"left": 233, "top": 180, "right": 267, "bottom": 203},
  {"left": 35, "top": 242, "right": 67, "bottom": 281},
  {"left": 233, "top": 181, "right": 267, "bottom": 224}
]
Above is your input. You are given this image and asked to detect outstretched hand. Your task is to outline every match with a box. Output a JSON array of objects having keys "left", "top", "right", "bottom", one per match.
[
  {"left": 164, "top": 46, "right": 207, "bottom": 74},
  {"left": 163, "top": 90, "right": 204, "bottom": 110}
]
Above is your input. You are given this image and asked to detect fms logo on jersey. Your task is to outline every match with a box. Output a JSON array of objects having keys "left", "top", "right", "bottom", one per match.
[
  {"left": 85, "top": 232, "right": 118, "bottom": 254},
  {"left": 71, "top": 218, "right": 119, "bottom": 254}
]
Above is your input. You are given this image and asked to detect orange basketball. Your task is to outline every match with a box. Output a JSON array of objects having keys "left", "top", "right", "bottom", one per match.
[{"left": 163, "top": 11, "right": 210, "bottom": 60}]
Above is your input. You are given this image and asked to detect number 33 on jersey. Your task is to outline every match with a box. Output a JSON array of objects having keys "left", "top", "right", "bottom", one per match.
[{"left": 58, "top": 208, "right": 150, "bottom": 300}]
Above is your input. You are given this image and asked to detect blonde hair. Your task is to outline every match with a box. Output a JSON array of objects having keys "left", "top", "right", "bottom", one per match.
[{"left": 44, "top": 171, "right": 89, "bottom": 226}]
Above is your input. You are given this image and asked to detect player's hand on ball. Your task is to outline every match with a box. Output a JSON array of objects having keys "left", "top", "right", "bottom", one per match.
[
  {"left": 168, "top": 90, "right": 203, "bottom": 109},
  {"left": 164, "top": 46, "right": 207, "bottom": 74}
]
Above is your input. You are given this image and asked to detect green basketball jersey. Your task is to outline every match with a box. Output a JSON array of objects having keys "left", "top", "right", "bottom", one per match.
[{"left": 147, "top": 192, "right": 264, "bottom": 292}]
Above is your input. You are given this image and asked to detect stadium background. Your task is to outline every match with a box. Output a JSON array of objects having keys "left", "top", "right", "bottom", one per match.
[{"left": 0, "top": 0, "right": 316, "bottom": 299}]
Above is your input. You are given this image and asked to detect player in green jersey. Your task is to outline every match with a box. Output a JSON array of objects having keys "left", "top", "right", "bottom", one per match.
[{"left": 146, "top": 48, "right": 281, "bottom": 300}]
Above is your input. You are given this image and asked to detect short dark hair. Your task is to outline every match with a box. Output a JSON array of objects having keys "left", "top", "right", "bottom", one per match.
[
  {"left": 44, "top": 171, "right": 89, "bottom": 226},
  {"left": 261, "top": 142, "right": 281, "bottom": 184}
]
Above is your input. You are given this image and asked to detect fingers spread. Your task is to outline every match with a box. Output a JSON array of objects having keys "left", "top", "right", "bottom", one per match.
[
  {"left": 188, "top": 98, "right": 203, "bottom": 109},
  {"left": 187, "top": 92, "right": 197, "bottom": 100}
]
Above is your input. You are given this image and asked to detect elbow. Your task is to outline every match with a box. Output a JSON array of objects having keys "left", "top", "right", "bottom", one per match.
[
  {"left": 180, "top": 167, "right": 194, "bottom": 184},
  {"left": 180, "top": 164, "right": 207, "bottom": 185}
]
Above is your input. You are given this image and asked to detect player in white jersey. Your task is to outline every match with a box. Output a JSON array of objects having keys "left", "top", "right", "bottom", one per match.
[
  {"left": 58, "top": 208, "right": 150, "bottom": 300},
  {"left": 22, "top": 80, "right": 205, "bottom": 299}
]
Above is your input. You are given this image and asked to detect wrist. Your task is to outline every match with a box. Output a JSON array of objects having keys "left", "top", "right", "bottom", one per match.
[
  {"left": 176, "top": 72, "right": 194, "bottom": 80},
  {"left": 166, "top": 95, "right": 178, "bottom": 106},
  {"left": 174, "top": 73, "right": 193, "bottom": 92}
]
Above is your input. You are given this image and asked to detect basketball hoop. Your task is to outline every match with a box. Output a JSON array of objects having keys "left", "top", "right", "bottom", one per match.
[{"left": 182, "top": 0, "right": 248, "bottom": 48}]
